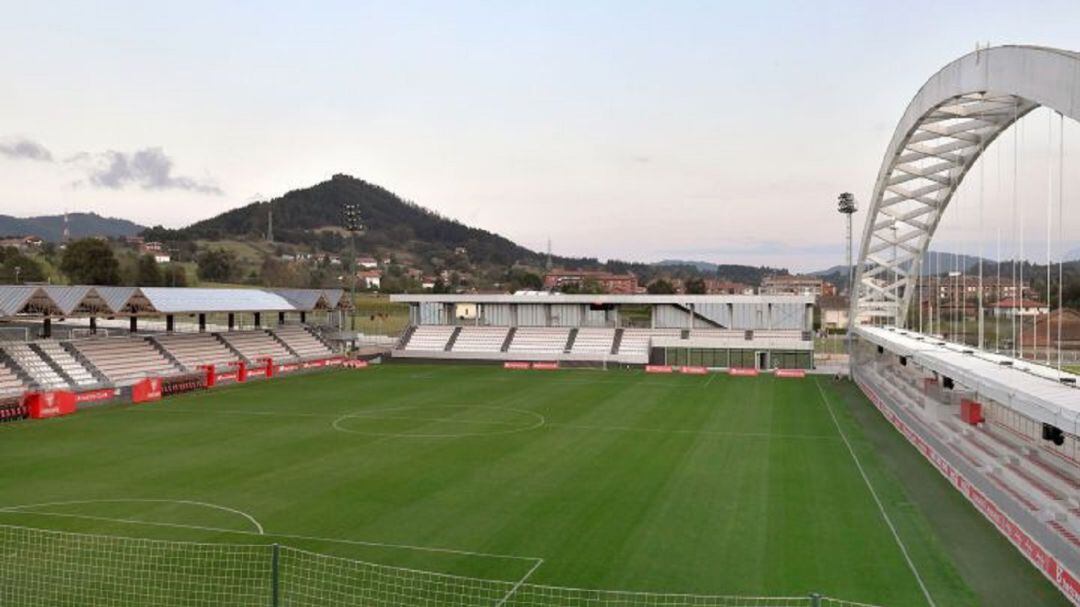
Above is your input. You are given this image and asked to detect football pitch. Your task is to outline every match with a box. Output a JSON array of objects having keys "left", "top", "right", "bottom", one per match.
[{"left": 0, "top": 365, "right": 1067, "bottom": 606}]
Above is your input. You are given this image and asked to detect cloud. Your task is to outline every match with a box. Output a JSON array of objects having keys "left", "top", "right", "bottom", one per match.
[
  {"left": 85, "top": 147, "right": 222, "bottom": 194},
  {"left": 0, "top": 137, "right": 54, "bottom": 162}
]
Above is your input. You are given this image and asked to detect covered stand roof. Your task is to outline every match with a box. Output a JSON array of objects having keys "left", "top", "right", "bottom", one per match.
[
  {"left": 857, "top": 326, "right": 1080, "bottom": 436},
  {"left": 0, "top": 285, "right": 345, "bottom": 317}
]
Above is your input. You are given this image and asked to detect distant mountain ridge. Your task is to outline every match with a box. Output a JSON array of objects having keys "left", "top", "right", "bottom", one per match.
[{"left": 0, "top": 212, "right": 145, "bottom": 242}]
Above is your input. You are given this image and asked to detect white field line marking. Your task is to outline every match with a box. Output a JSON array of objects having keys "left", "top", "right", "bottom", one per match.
[
  {"left": 343, "top": 413, "right": 522, "bottom": 426},
  {"left": 0, "top": 499, "right": 264, "bottom": 534},
  {"left": 494, "top": 557, "right": 545, "bottom": 607},
  {"left": 548, "top": 422, "right": 839, "bottom": 441},
  {"left": 813, "top": 378, "right": 936, "bottom": 607},
  {"left": 0, "top": 509, "right": 539, "bottom": 563},
  {"left": 704, "top": 373, "right": 718, "bottom": 388}
]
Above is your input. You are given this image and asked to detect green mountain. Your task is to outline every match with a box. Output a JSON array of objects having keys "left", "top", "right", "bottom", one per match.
[
  {"left": 149, "top": 174, "right": 547, "bottom": 268},
  {"left": 0, "top": 212, "right": 145, "bottom": 242}
]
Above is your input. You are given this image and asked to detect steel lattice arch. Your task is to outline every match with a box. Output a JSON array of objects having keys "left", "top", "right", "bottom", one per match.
[{"left": 853, "top": 45, "right": 1080, "bottom": 327}]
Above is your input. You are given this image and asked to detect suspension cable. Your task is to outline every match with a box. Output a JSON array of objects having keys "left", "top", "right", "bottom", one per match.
[
  {"left": 978, "top": 106, "right": 986, "bottom": 351},
  {"left": 1046, "top": 109, "right": 1054, "bottom": 365},
  {"left": 996, "top": 129, "right": 1003, "bottom": 352},
  {"left": 1011, "top": 100, "right": 1019, "bottom": 359},
  {"left": 1058, "top": 111, "right": 1065, "bottom": 374}
]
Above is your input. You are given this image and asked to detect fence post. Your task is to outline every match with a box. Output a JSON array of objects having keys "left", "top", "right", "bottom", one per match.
[
  {"left": 809, "top": 592, "right": 822, "bottom": 607},
  {"left": 271, "top": 543, "right": 280, "bottom": 607}
]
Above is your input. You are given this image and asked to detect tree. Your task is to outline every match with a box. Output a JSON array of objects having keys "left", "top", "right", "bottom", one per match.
[
  {"left": 505, "top": 268, "right": 543, "bottom": 292},
  {"left": 162, "top": 264, "right": 188, "bottom": 287},
  {"left": 61, "top": 239, "right": 121, "bottom": 285},
  {"left": 135, "top": 255, "right": 162, "bottom": 286},
  {"left": 196, "top": 248, "right": 238, "bottom": 282},
  {"left": 685, "top": 277, "right": 707, "bottom": 294},
  {"left": 647, "top": 279, "right": 676, "bottom": 294},
  {"left": 0, "top": 247, "right": 46, "bottom": 283}
]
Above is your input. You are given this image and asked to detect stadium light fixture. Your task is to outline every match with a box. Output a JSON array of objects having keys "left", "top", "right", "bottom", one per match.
[
  {"left": 837, "top": 193, "right": 857, "bottom": 366},
  {"left": 343, "top": 202, "right": 364, "bottom": 332}
]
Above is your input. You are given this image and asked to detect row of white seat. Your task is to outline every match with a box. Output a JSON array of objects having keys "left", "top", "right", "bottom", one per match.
[
  {"left": 0, "top": 326, "right": 338, "bottom": 393},
  {"left": 2, "top": 343, "right": 70, "bottom": 390},
  {"left": 0, "top": 361, "right": 25, "bottom": 396},
  {"left": 403, "top": 326, "right": 694, "bottom": 357}
]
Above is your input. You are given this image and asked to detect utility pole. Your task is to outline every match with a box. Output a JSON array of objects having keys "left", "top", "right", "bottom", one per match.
[
  {"left": 267, "top": 204, "right": 274, "bottom": 243},
  {"left": 343, "top": 202, "right": 364, "bottom": 332}
]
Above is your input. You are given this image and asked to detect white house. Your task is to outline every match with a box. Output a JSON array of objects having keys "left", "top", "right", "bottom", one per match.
[
  {"left": 358, "top": 270, "right": 381, "bottom": 290},
  {"left": 992, "top": 297, "right": 1049, "bottom": 318}
]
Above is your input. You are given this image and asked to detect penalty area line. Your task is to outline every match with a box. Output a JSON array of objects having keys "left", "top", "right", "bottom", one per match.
[{"left": 813, "top": 378, "right": 935, "bottom": 607}]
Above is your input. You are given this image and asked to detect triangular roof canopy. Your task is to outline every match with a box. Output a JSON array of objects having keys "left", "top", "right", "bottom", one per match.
[
  {"left": 0, "top": 286, "right": 64, "bottom": 316},
  {"left": 268, "top": 289, "right": 331, "bottom": 311},
  {"left": 42, "top": 286, "right": 116, "bottom": 316},
  {"left": 321, "top": 289, "right": 349, "bottom": 310}
]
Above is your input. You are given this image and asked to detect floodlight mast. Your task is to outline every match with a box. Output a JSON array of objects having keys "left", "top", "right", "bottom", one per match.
[
  {"left": 837, "top": 193, "right": 857, "bottom": 369},
  {"left": 343, "top": 202, "right": 364, "bottom": 332}
]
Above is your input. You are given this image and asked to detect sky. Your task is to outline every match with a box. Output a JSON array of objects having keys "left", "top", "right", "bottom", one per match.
[{"left": 1, "top": 0, "right": 1079, "bottom": 272}]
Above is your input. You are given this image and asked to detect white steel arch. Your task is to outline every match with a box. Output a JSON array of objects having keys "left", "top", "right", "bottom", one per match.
[{"left": 853, "top": 45, "right": 1080, "bottom": 326}]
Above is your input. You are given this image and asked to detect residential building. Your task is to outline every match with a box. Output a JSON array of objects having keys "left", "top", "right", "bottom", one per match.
[
  {"left": 542, "top": 270, "right": 639, "bottom": 294},
  {"left": 358, "top": 270, "right": 382, "bottom": 290},
  {"left": 760, "top": 275, "right": 835, "bottom": 297},
  {"left": 993, "top": 298, "right": 1049, "bottom": 318},
  {"left": 818, "top": 295, "right": 850, "bottom": 330}
]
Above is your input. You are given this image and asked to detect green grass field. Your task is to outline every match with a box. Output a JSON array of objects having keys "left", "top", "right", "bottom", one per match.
[{"left": 0, "top": 366, "right": 1066, "bottom": 606}]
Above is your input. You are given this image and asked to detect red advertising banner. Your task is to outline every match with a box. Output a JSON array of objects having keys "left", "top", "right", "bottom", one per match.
[
  {"left": 75, "top": 388, "right": 117, "bottom": 403},
  {"left": 645, "top": 365, "right": 674, "bottom": 374},
  {"left": 504, "top": 361, "right": 530, "bottom": 370},
  {"left": 775, "top": 369, "right": 807, "bottom": 378},
  {"left": 344, "top": 360, "right": 370, "bottom": 369},
  {"left": 25, "top": 391, "right": 77, "bottom": 419},
  {"left": 855, "top": 376, "right": 1080, "bottom": 603},
  {"left": 531, "top": 362, "right": 560, "bottom": 370},
  {"left": 680, "top": 366, "right": 708, "bottom": 375},
  {"left": 260, "top": 357, "right": 274, "bottom": 378},
  {"left": 131, "top": 377, "right": 163, "bottom": 404},
  {"left": 301, "top": 357, "right": 345, "bottom": 370},
  {"left": 729, "top": 367, "right": 759, "bottom": 377}
]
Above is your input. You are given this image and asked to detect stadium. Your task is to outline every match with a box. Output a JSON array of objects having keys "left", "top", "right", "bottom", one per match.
[{"left": 2, "top": 22, "right": 1080, "bottom": 607}]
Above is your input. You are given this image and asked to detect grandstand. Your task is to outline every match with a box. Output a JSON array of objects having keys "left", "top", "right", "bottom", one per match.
[
  {"left": 391, "top": 294, "right": 815, "bottom": 368},
  {"left": 853, "top": 327, "right": 1080, "bottom": 586},
  {"left": 0, "top": 285, "right": 349, "bottom": 397}
]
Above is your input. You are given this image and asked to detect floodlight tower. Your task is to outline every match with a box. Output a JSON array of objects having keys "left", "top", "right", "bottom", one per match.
[
  {"left": 343, "top": 202, "right": 364, "bottom": 331},
  {"left": 837, "top": 193, "right": 858, "bottom": 362}
]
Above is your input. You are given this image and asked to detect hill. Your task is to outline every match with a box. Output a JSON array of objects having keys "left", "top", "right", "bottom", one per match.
[
  {"left": 0, "top": 212, "right": 145, "bottom": 242},
  {"left": 152, "top": 174, "right": 545, "bottom": 268}
]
